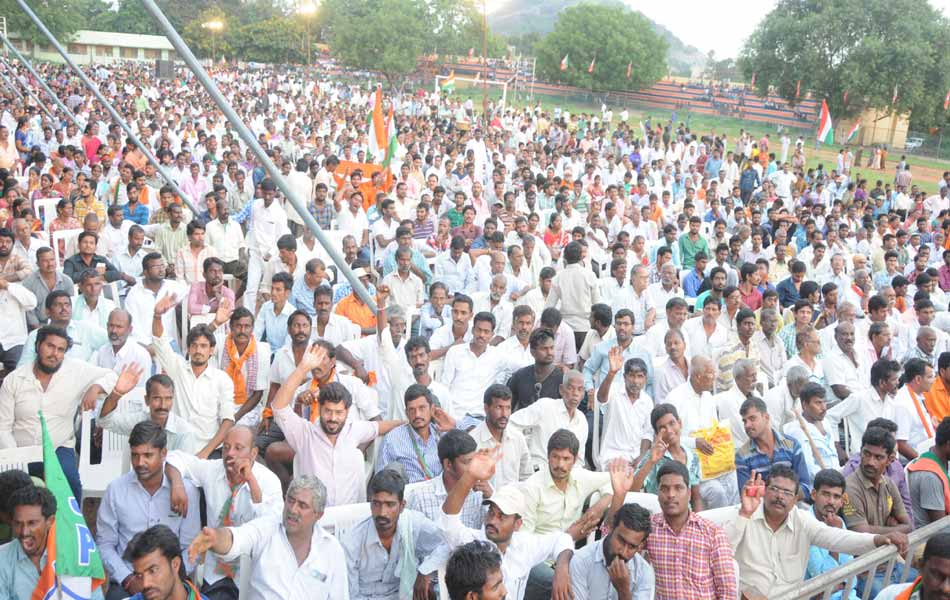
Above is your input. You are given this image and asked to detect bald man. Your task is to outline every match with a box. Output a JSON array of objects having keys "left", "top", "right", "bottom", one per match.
[
  {"left": 473, "top": 273, "right": 515, "bottom": 345},
  {"left": 93, "top": 308, "right": 153, "bottom": 393}
]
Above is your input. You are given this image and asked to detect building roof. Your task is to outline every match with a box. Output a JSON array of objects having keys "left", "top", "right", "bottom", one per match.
[{"left": 12, "top": 29, "right": 174, "bottom": 51}]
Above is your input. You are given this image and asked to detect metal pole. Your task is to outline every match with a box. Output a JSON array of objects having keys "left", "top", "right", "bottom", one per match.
[
  {"left": 0, "top": 68, "right": 25, "bottom": 101},
  {"left": 141, "top": 0, "right": 378, "bottom": 312},
  {"left": 0, "top": 34, "right": 80, "bottom": 128},
  {"left": 0, "top": 62, "right": 57, "bottom": 122},
  {"left": 13, "top": 0, "right": 198, "bottom": 215}
]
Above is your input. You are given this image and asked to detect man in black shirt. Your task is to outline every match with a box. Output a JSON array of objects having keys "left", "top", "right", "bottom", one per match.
[{"left": 507, "top": 328, "right": 562, "bottom": 411}]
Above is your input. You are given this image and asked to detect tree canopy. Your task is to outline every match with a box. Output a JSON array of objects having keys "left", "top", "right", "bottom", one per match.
[
  {"left": 534, "top": 3, "right": 667, "bottom": 91},
  {"left": 739, "top": 0, "right": 950, "bottom": 128}
]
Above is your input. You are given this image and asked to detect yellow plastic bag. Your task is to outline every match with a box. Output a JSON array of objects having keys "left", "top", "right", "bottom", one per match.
[{"left": 691, "top": 420, "right": 735, "bottom": 480}]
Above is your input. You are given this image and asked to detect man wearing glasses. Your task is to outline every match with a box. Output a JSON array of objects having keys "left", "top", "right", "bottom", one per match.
[{"left": 727, "top": 465, "right": 907, "bottom": 599}]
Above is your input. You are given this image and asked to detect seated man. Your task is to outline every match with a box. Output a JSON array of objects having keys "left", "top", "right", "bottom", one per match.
[
  {"left": 268, "top": 344, "right": 402, "bottom": 506},
  {"left": 907, "top": 417, "right": 950, "bottom": 528},
  {"left": 187, "top": 257, "right": 236, "bottom": 317},
  {"left": 96, "top": 373, "right": 201, "bottom": 454},
  {"left": 165, "top": 426, "right": 284, "bottom": 600},
  {"left": 875, "top": 532, "right": 950, "bottom": 599},
  {"left": 407, "top": 429, "right": 487, "bottom": 530},
  {"left": 341, "top": 469, "right": 444, "bottom": 598},
  {"left": 0, "top": 486, "right": 104, "bottom": 599},
  {"left": 510, "top": 370, "right": 589, "bottom": 470},
  {"left": 97, "top": 422, "right": 200, "bottom": 600},
  {"left": 470, "top": 384, "right": 533, "bottom": 489},
  {"left": 187, "top": 475, "right": 347, "bottom": 599},
  {"left": 18, "top": 290, "right": 108, "bottom": 366},
  {"left": 646, "top": 461, "right": 736, "bottom": 600},
  {"left": 122, "top": 525, "right": 209, "bottom": 600},
  {"left": 631, "top": 404, "right": 704, "bottom": 511},
  {"left": 841, "top": 418, "right": 913, "bottom": 519},
  {"left": 376, "top": 384, "right": 454, "bottom": 482},
  {"left": 568, "top": 503, "right": 655, "bottom": 600},
  {"left": 781, "top": 383, "right": 838, "bottom": 478},
  {"left": 728, "top": 465, "right": 906, "bottom": 599},
  {"left": 0, "top": 470, "right": 33, "bottom": 545},
  {"left": 804, "top": 469, "right": 860, "bottom": 600},
  {"left": 735, "top": 397, "right": 813, "bottom": 500},
  {"left": 216, "top": 307, "right": 270, "bottom": 429},
  {"left": 596, "top": 352, "right": 653, "bottom": 468},
  {"left": 71, "top": 269, "right": 116, "bottom": 329}
]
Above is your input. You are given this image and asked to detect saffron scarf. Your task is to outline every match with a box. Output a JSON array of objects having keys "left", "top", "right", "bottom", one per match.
[{"left": 224, "top": 335, "right": 258, "bottom": 406}]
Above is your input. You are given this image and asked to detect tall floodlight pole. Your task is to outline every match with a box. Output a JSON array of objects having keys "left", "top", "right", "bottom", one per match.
[
  {"left": 0, "top": 34, "right": 81, "bottom": 127},
  {"left": 13, "top": 0, "right": 197, "bottom": 213},
  {"left": 140, "top": 0, "right": 378, "bottom": 311}
]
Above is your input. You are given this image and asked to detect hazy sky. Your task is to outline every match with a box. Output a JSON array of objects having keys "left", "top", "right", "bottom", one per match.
[{"left": 624, "top": 0, "right": 950, "bottom": 59}]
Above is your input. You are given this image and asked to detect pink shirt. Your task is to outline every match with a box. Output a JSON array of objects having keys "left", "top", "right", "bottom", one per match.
[
  {"left": 273, "top": 405, "right": 378, "bottom": 507},
  {"left": 187, "top": 281, "right": 236, "bottom": 316}
]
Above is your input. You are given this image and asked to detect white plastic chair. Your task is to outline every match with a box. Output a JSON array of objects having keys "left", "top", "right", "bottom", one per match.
[
  {"left": 319, "top": 502, "right": 371, "bottom": 539},
  {"left": 0, "top": 445, "right": 42, "bottom": 472},
  {"left": 52, "top": 228, "right": 82, "bottom": 266},
  {"left": 237, "top": 554, "right": 251, "bottom": 600},
  {"left": 33, "top": 197, "right": 59, "bottom": 230},
  {"left": 78, "top": 410, "right": 127, "bottom": 499},
  {"left": 698, "top": 504, "right": 739, "bottom": 527},
  {"left": 623, "top": 492, "right": 661, "bottom": 514}
]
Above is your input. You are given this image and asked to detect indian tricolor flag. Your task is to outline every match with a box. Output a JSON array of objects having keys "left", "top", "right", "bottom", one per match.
[
  {"left": 817, "top": 99, "right": 834, "bottom": 145},
  {"left": 440, "top": 71, "right": 456, "bottom": 93},
  {"left": 560, "top": 54, "right": 568, "bottom": 71},
  {"left": 32, "top": 413, "right": 105, "bottom": 600},
  {"left": 382, "top": 107, "right": 397, "bottom": 169},
  {"left": 366, "top": 86, "right": 387, "bottom": 163},
  {"left": 845, "top": 121, "right": 860, "bottom": 143}
]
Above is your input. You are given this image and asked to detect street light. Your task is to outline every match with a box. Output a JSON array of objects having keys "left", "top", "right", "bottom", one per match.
[
  {"left": 201, "top": 19, "right": 224, "bottom": 64},
  {"left": 299, "top": 2, "right": 317, "bottom": 67}
]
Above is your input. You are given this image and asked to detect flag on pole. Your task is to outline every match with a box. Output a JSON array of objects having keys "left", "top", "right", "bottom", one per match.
[
  {"left": 626, "top": 62, "right": 632, "bottom": 79},
  {"left": 560, "top": 54, "right": 568, "bottom": 71},
  {"left": 32, "top": 413, "right": 105, "bottom": 600},
  {"left": 892, "top": 85, "right": 899, "bottom": 105},
  {"left": 845, "top": 121, "right": 860, "bottom": 143},
  {"left": 366, "top": 86, "right": 387, "bottom": 163},
  {"left": 750, "top": 72, "right": 756, "bottom": 87},
  {"left": 944, "top": 88, "right": 950, "bottom": 110},
  {"left": 795, "top": 80, "right": 801, "bottom": 99},
  {"left": 588, "top": 56, "right": 596, "bottom": 74},
  {"left": 817, "top": 99, "right": 834, "bottom": 145},
  {"left": 440, "top": 70, "right": 456, "bottom": 94},
  {"left": 843, "top": 90, "right": 849, "bottom": 104}
]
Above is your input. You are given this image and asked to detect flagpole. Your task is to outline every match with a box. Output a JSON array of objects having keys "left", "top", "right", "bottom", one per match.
[{"left": 482, "top": 0, "right": 488, "bottom": 125}]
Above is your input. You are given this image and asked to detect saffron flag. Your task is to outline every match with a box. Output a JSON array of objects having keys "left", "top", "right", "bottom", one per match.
[
  {"left": 588, "top": 56, "right": 596, "bottom": 74},
  {"left": 560, "top": 54, "right": 568, "bottom": 71},
  {"left": 795, "top": 79, "right": 801, "bottom": 99},
  {"left": 32, "top": 413, "right": 105, "bottom": 600},
  {"left": 440, "top": 71, "right": 456, "bottom": 93},
  {"left": 366, "top": 86, "right": 386, "bottom": 163},
  {"left": 817, "top": 99, "right": 834, "bottom": 145},
  {"left": 626, "top": 62, "right": 632, "bottom": 79},
  {"left": 843, "top": 90, "right": 849, "bottom": 104},
  {"left": 845, "top": 121, "right": 860, "bottom": 143},
  {"left": 944, "top": 88, "right": 950, "bottom": 110}
]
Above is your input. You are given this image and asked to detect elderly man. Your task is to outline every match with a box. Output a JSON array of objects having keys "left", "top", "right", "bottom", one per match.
[
  {"left": 822, "top": 319, "right": 868, "bottom": 404},
  {"left": 763, "top": 366, "right": 811, "bottom": 431},
  {"left": 187, "top": 475, "right": 346, "bottom": 600},
  {"left": 715, "top": 358, "right": 759, "bottom": 447},
  {"left": 510, "top": 370, "right": 589, "bottom": 470}
]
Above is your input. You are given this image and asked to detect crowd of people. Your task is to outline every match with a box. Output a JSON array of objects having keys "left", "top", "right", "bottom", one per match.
[{"left": 0, "top": 56, "right": 948, "bottom": 600}]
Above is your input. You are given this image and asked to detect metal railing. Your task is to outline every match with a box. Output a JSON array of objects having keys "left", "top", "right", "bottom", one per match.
[{"left": 788, "top": 515, "right": 950, "bottom": 600}]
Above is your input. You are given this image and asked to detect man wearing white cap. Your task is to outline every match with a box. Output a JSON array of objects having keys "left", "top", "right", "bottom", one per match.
[{"left": 433, "top": 449, "right": 591, "bottom": 600}]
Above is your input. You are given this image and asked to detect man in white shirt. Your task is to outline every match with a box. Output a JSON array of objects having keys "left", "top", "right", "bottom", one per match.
[
  {"left": 470, "top": 384, "right": 532, "bottom": 489},
  {"left": 244, "top": 178, "right": 290, "bottom": 311},
  {"left": 434, "top": 237, "right": 472, "bottom": 295},
  {"left": 93, "top": 308, "right": 152, "bottom": 396},
  {"left": 893, "top": 358, "right": 937, "bottom": 461},
  {"left": 0, "top": 275, "right": 36, "bottom": 372},
  {"left": 782, "top": 383, "right": 838, "bottom": 477},
  {"left": 594, "top": 349, "right": 652, "bottom": 468},
  {"left": 441, "top": 312, "right": 508, "bottom": 419},
  {"left": 187, "top": 474, "right": 345, "bottom": 600},
  {"left": 510, "top": 369, "right": 590, "bottom": 470}
]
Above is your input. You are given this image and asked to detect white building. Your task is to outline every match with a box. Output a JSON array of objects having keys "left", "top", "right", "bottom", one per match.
[{"left": 9, "top": 30, "right": 176, "bottom": 65}]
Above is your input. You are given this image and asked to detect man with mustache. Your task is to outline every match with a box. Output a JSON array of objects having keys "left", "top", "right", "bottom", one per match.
[
  {"left": 97, "top": 421, "right": 201, "bottom": 600},
  {"left": 735, "top": 397, "right": 813, "bottom": 500},
  {"left": 510, "top": 371, "right": 589, "bottom": 471},
  {"left": 802, "top": 469, "right": 860, "bottom": 595},
  {"left": 0, "top": 486, "right": 106, "bottom": 599},
  {"left": 92, "top": 308, "right": 153, "bottom": 397},
  {"left": 164, "top": 425, "right": 284, "bottom": 600},
  {"left": 187, "top": 475, "right": 347, "bottom": 600},
  {"left": 727, "top": 464, "right": 907, "bottom": 599},
  {"left": 376, "top": 384, "right": 456, "bottom": 483},
  {"left": 341, "top": 468, "right": 444, "bottom": 599},
  {"left": 471, "top": 384, "right": 532, "bottom": 489},
  {"left": 217, "top": 307, "right": 270, "bottom": 430},
  {"left": 268, "top": 344, "right": 403, "bottom": 506},
  {"left": 875, "top": 532, "right": 950, "bottom": 600},
  {"left": 122, "top": 525, "right": 208, "bottom": 600},
  {"left": 17, "top": 290, "right": 108, "bottom": 366}
]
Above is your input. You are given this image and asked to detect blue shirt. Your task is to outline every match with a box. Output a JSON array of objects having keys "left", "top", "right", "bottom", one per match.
[
  {"left": 254, "top": 300, "right": 296, "bottom": 350},
  {"left": 582, "top": 337, "right": 654, "bottom": 397},
  {"left": 0, "top": 539, "right": 105, "bottom": 600},
  {"left": 683, "top": 271, "right": 704, "bottom": 298},
  {"left": 123, "top": 203, "right": 149, "bottom": 225},
  {"left": 735, "top": 428, "right": 813, "bottom": 500},
  {"left": 375, "top": 423, "right": 443, "bottom": 483},
  {"left": 382, "top": 247, "right": 432, "bottom": 285},
  {"left": 290, "top": 278, "right": 328, "bottom": 316},
  {"left": 776, "top": 276, "right": 801, "bottom": 308},
  {"left": 805, "top": 507, "right": 859, "bottom": 600}
]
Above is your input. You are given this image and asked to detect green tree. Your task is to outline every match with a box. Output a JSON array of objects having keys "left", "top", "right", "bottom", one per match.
[
  {"left": 534, "top": 3, "right": 667, "bottom": 91},
  {"left": 739, "top": 0, "right": 950, "bottom": 127},
  {"left": 423, "top": 0, "right": 505, "bottom": 57},
  {"left": 181, "top": 7, "right": 232, "bottom": 61},
  {"left": 0, "top": 0, "right": 82, "bottom": 45},
  {"left": 231, "top": 17, "right": 306, "bottom": 65},
  {"left": 323, "top": 0, "right": 427, "bottom": 85}
]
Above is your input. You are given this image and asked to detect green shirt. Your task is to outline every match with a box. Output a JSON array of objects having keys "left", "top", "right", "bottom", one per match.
[{"left": 678, "top": 233, "right": 710, "bottom": 269}]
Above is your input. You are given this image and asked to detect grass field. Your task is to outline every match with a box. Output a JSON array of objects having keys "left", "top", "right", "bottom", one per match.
[{"left": 452, "top": 84, "right": 949, "bottom": 194}]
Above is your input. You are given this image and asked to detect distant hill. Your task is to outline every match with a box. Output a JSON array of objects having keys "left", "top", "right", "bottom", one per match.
[{"left": 488, "top": 0, "right": 707, "bottom": 76}]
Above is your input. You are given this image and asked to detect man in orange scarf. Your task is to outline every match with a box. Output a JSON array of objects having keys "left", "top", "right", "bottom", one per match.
[
  {"left": 875, "top": 531, "right": 950, "bottom": 599},
  {"left": 219, "top": 307, "right": 270, "bottom": 429}
]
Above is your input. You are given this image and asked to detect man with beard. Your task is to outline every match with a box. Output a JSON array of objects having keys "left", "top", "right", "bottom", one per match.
[
  {"left": 126, "top": 252, "right": 187, "bottom": 347},
  {"left": 186, "top": 257, "right": 235, "bottom": 318},
  {"left": 187, "top": 475, "right": 346, "bottom": 600},
  {"left": 0, "top": 227, "right": 30, "bottom": 283},
  {"left": 376, "top": 384, "right": 456, "bottom": 483},
  {"left": 268, "top": 344, "right": 403, "bottom": 506},
  {"left": 164, "top": 426, "right": 284, "bottom": 600},
  {"left": 0, "top": 325, "right": 133, "bottom": 500},
  {"left": 151, "top": 294, "right": 235, "bottom": 458},
  {"left": 18, "top": 290, "right": 108, "bottom": 366},
  {"left": 122, "top": 525, "right": 209, "bottom": 600},
  {"left": 217, "top": 307, "right": 270, "bottom": 429},
  {"left": 92, "top": 309, "right": 151, "bottom": 395},
  {"left": 341, "top": 469, "right": 444, "bottom": 599},
  {"left": 472, "top": 274, "right": 515, "bottom": 346},
  {"left": 728, "top": 465, "right": 906, "bottom": 599},
  {"left": 802, "top": 469, "right": 861, "bottom": 594},
  {"left": 471, "top": 384, "right": 532, "bottom": 489},
  {"left": 567, "top": 503, "right": 655, "bottom": 600},
  {"left": 0, "top": 486, "right": 106, "bottom": 598},
  {"left": 97, "top": 422, "right": 200, "bottom": 600},
  {"left": 875, "top": 532, "right": 950, "bottom": 600},
  {"left": 508, "top": 329, "right": 564, "bottom": 412},
  {"left": 735, "top": 397, "right": 813, "bottom": 499}
]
